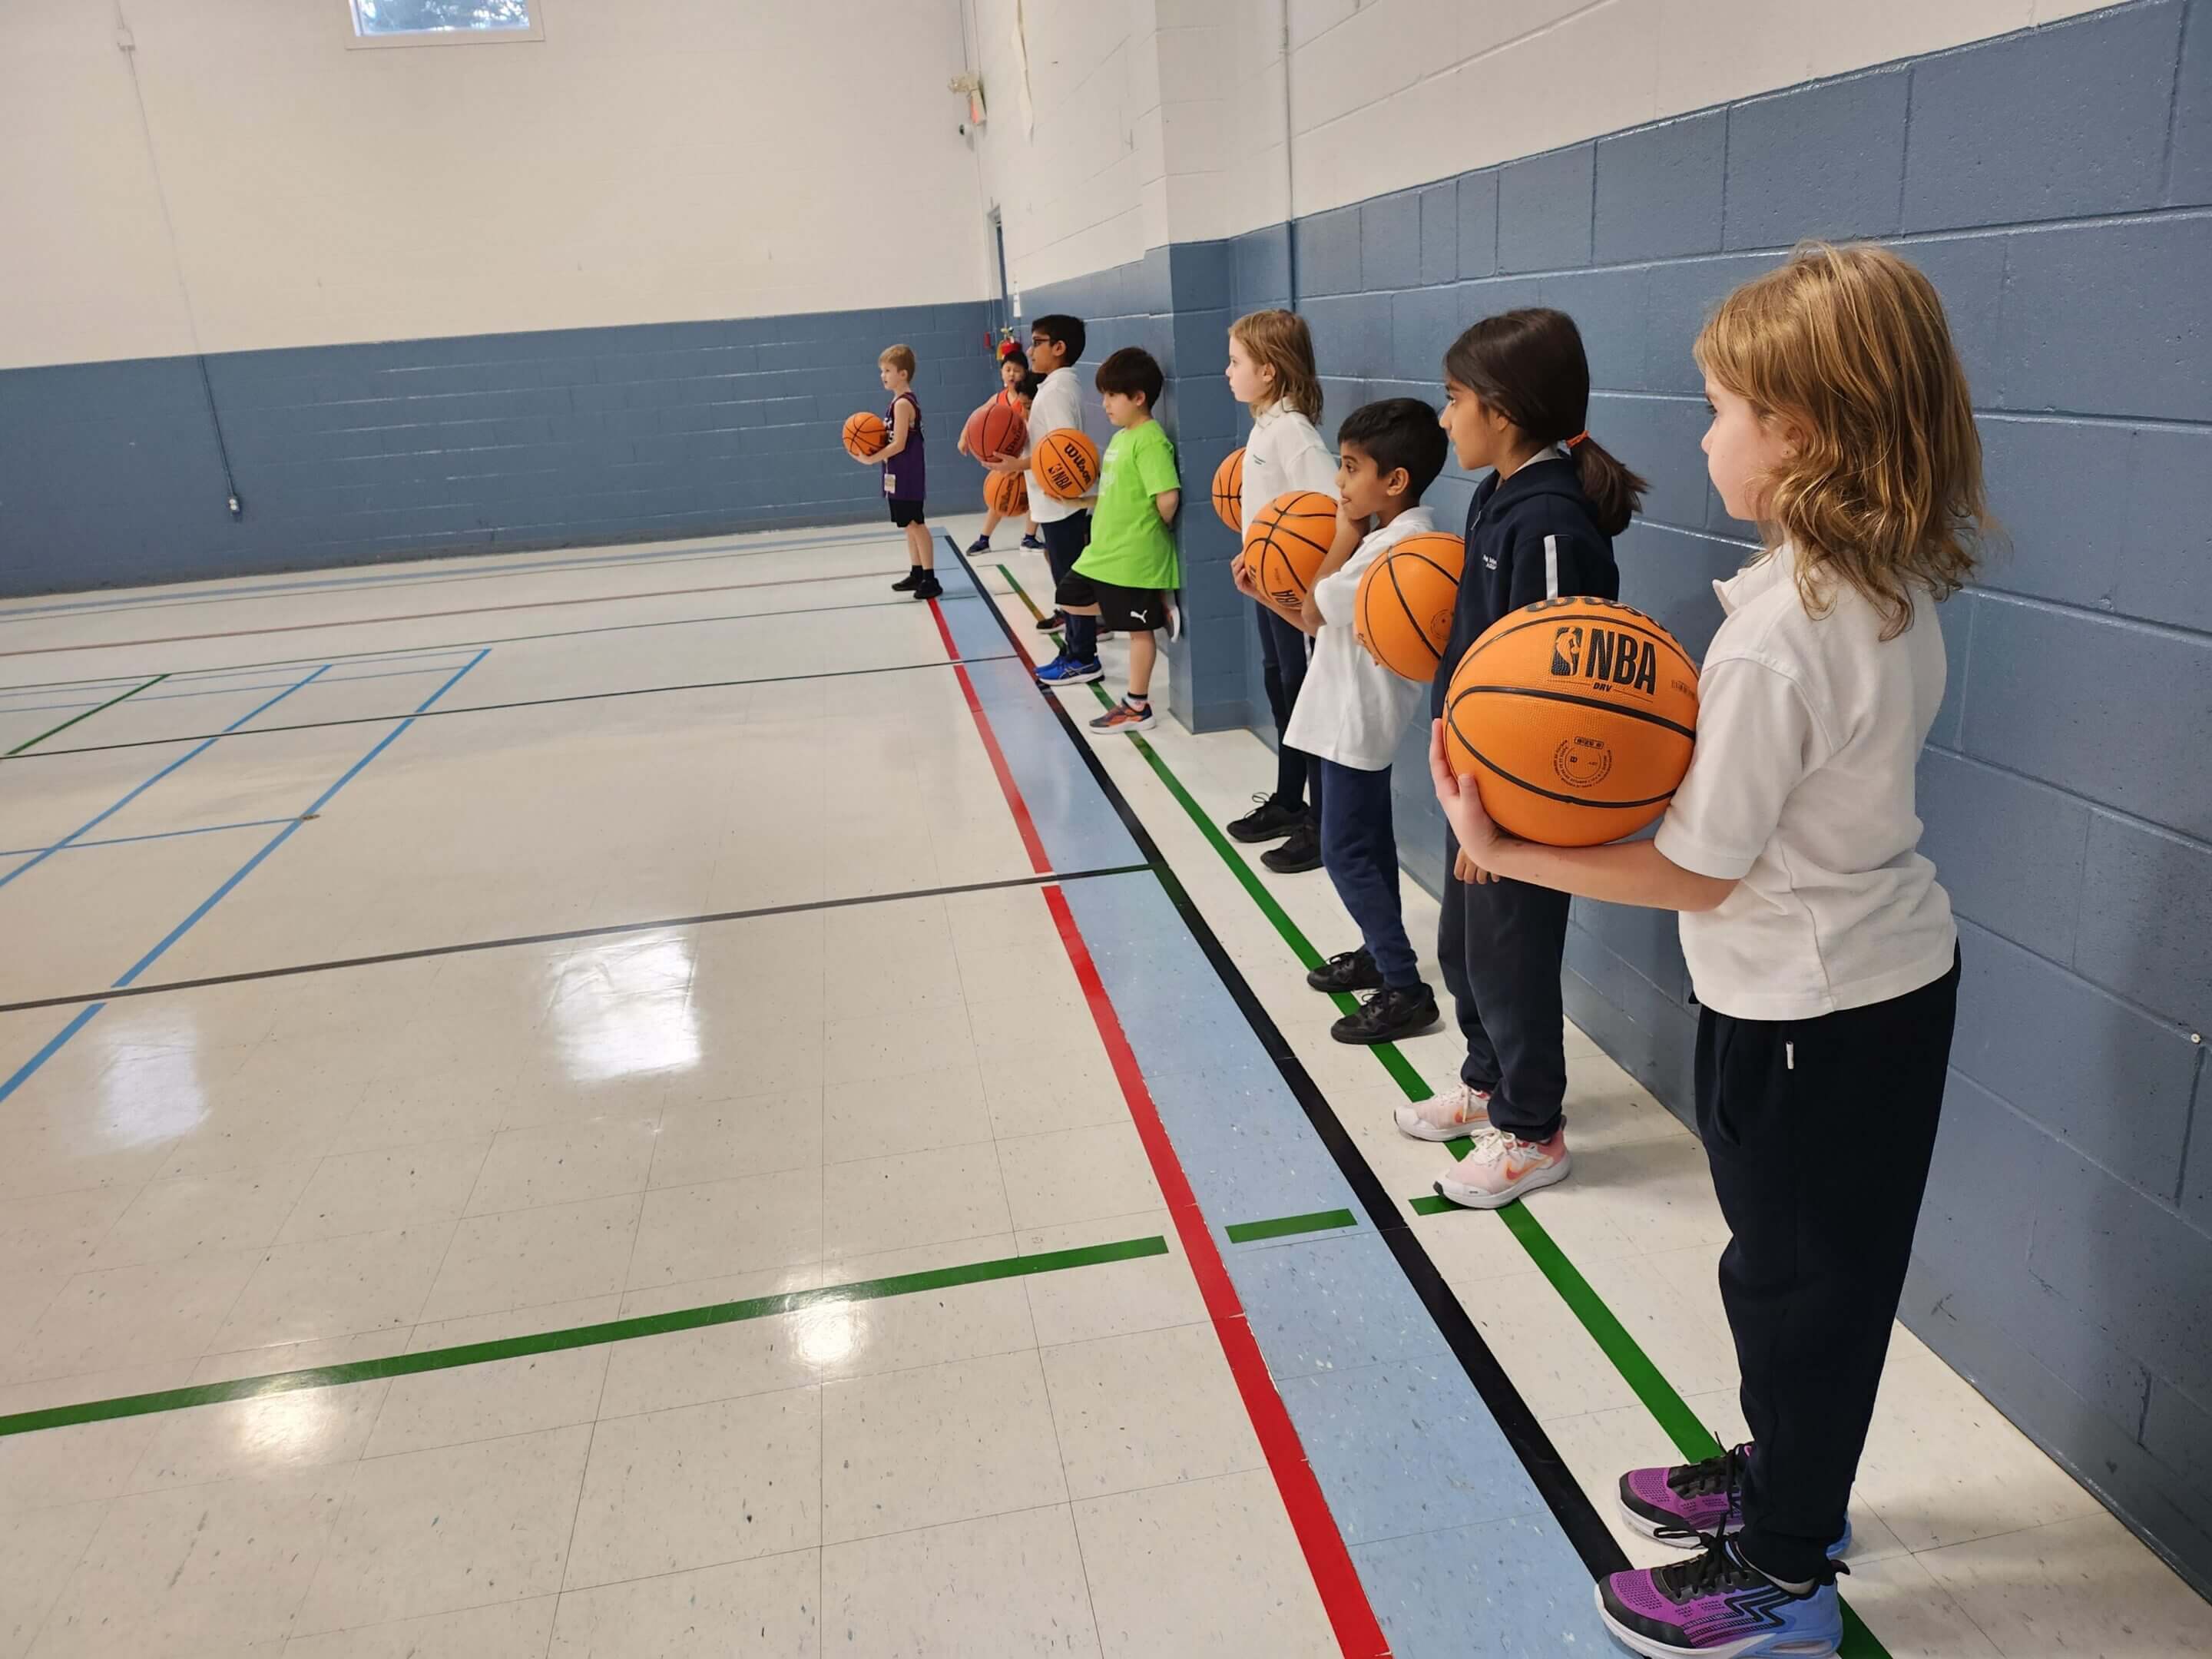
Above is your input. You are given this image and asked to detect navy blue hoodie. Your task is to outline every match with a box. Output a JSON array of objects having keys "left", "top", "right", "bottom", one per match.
[{"left": 1430, "top": 455, "right": 1621, "bottom": 716}]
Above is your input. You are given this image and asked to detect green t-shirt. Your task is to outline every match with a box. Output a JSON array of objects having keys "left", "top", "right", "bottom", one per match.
[{"left": 1075, "top": 419, "right": 1181, "bottom": 591}]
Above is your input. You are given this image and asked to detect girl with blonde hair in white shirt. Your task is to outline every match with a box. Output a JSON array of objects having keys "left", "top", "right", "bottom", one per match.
[
  {"left": 1224, "top": 309, "right": 1340, "bottom": 871},
  {"left": 1428, "top": 243, "right": 1988, "bottom": 1658}
]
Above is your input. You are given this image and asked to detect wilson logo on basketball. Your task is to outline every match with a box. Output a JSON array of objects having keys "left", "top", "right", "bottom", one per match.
[{"left": 1548, "top": 624, "right": 1657, "bottom": 696}]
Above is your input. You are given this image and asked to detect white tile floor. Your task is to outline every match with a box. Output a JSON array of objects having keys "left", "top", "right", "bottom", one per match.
[{"left": 0, "top": 518, "right": 2203, "bottom": 1657}]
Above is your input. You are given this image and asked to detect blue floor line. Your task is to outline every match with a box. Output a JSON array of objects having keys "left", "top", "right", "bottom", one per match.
[
  {"left": 0, "top": 664, "right": 332, "bottom": 893},
  {"left": 0, "top": 819, "right": 296, "bottom": 859},
  {"left": 0, "top": 1003, "right": 105, "bottom": 1107},
  {"left": 0, "top": 662, "right": 463, "bottom": 718}
]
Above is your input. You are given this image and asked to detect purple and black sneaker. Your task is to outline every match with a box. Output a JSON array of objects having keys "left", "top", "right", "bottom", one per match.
[
  {"left": 1621, "top": 1443, "right": 1851, "bottom": 1557},
  {"left": 1598, "top": 1536, "right": 1845, "bottom": 1657}
]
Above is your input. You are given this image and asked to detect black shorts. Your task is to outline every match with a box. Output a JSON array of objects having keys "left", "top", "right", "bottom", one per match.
[
  {"left": 888, "top": 498, "right": 926, "bottom": 528},
  {"left": 1057, "top": 571, "right": 1170, "bottom": 633}
]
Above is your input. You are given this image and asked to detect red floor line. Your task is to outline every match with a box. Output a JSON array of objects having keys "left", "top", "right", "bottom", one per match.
[{"left": 928, "top": 595, "right": 1392, "bottom": 1658}]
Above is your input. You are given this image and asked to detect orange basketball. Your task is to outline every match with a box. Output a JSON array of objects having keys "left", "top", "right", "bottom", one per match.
[
  {"left": 985, "top": 468, "right": 1028, "bottom": 517},
  {"left": 1442, "top": 597, "right": 1700, "bottom": 847},
  {"left": 843, "top": 410, "right": 887, "bottom": 459},
  {"left": 1035, "top": 428, "right": 1101, "bottom": 500},
  {"left": 1211, "top": 447, "right": 1246, "bottom": 531},
  {"left": 963, "top": 400, "right": 1028, "bottom": 463},
  {"left": 1354, "top": 531, "right": 1465, "bottom": 680},
  {"left": 1240, "top": 489, "right": 1338, "bottom": 607}
]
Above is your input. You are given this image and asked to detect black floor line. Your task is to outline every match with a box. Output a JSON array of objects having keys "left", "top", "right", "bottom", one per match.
[
  {"left": 0, "top": 863, "right": 1152, "bottom": 1015},
  {"left": 6, "top": 653, "right": 1018, "bottom": 760},
  {"left": 0, "top": 594, "right": 961, "bottom": 727},
  {"left": 940, "top": 533, "right": 1631, "bottom": 1582}
]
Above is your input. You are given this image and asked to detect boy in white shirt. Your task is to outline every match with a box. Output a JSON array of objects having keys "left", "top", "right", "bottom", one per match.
[
  {"left": 989, "top": 315, "right": 1101, "bottom": 682},
  {"left": 1234, "top": 398, "right": 1449, "bottom": 1045}
]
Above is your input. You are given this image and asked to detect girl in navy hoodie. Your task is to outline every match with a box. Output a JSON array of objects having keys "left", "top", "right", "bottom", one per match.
[{"left": 1396, "top": 309, "right": 1646, "bottom": 1207}]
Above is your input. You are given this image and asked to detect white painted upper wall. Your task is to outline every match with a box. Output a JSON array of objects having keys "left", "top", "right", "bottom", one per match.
[{"left": 0, "top": 0, "right": 994, "bottom": 369}]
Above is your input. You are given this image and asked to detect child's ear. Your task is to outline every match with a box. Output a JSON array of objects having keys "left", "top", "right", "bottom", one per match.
[{"left": 1386, "top": 466, "right": 1411, "bottom": 500}]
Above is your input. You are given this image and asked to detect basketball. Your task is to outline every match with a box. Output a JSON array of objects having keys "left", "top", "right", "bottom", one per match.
[
  {"left": 1034, "top": 428, "right": 1101, "bottom": 500},
  {"left": 963, "top": 400, "right": 1028, "bottom": 463},
  {"left": 843, "top": 410, "right": 887, "bottom": 458},
  {"left": 1442, "top": 597, "right": 1700, "bottom": 847},
  {"left": 1211, "top": 447, "right": 1245, "bottom": 530},
  {"left": 985, "top": 468, "right": 1028, "bottom": 517},
  {"left": 1354, "top": 531, "right": 1465, "bottom": 680},
  {"left": 1240, "top": 489, "right": 1338, "bottom": 608}
]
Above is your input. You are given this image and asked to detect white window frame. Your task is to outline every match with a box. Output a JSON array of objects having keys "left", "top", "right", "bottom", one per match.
[{"left": 343, "top": 0, "right": 546, "bottom": 50}]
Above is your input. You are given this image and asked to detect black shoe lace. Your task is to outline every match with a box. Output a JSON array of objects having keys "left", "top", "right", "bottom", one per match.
[{"left": 1657, "top": 1533, "right": 1846, "bottom": 1601}]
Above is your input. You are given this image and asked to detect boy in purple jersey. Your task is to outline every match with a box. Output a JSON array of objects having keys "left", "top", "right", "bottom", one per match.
[{"left": 865, "top": 343, "right": 939, "bottom": 601}]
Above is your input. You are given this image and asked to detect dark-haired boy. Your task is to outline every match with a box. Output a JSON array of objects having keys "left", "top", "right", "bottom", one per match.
[
  {"left": 990, "top": 313, "right": 1097, "bottom": 674},
  {"left": 1234, "top": 397, "right": 1445, "bottom": 1043},
  {"left": 1056, "top": 346, "right": 1180, "bottom": 733}
]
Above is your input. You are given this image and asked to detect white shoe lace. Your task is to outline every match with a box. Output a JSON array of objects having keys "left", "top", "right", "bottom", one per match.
[{"left": 1464, "top": 1125, "right": 1512, "bottom": 1166}]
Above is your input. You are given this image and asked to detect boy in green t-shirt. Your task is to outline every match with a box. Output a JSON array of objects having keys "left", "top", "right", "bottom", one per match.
[{"left": 1055, "top": 346, "right": 1181, "bottom": 733}]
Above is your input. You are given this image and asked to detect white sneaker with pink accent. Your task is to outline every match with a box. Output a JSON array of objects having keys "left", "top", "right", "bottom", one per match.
[
  {"left": 1432, "top": 1128, "right": 1571, "bottom": 1209},
  {"left": 1393, "top": 1083, "right": 1492, "bottom": 1141}
]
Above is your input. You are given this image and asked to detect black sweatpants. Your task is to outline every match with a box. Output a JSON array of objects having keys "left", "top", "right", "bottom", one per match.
[
  {"left": 1318, "top": 759, "right": 1419, "bottom": 989},
  {"left": 1437, "top": 829, "right": 1568, "bottom": 1141},
  {"left": 1255, "top": 604, "right": 1317, "bottom": 810},
  {"left": 1702, "top": 950, "right": 1961, "bottom": 1583},
  {"left": 1041, "top": 513, "right": 1096, "bottom": 659}
]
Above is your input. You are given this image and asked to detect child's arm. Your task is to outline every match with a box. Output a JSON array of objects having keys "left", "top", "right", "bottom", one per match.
[
  {"left": 1313, "top": 505, "right": 1366, "bottom": 585},
  {"left": 1230, "top": 557, "right": 1313, "bottom": 634},
  {"left": 871, "top": 399, "right": 914, "bottom": 463},
  {"left": 1153, "top": 488, "right": 1180, "bottom": 524}
]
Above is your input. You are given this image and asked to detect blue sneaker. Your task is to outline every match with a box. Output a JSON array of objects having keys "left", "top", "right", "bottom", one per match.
[
  {"left": 1035, "top": 655, "right": 1104, "bottom": 687},
  {"left": 1598, "top": 1537, "right": 1845, "bottom": 1657}
]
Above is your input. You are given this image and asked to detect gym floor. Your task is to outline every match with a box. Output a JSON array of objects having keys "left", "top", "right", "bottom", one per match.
[{"left": 0, "top": 518, "right": 2204, "bottom": 1657}]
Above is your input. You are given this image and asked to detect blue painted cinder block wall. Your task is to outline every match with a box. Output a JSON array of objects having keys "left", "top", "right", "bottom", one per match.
[
  {"left": 0, "top": 300, "right": 1001, "bottom": 596},
  {"left": 1216, "top": 0, "right": 2212, "bottom": 1593}
]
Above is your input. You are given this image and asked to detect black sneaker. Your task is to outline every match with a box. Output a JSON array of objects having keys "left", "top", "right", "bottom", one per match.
[
  {"left": 1331, "top": 985, "right": 1442, "bottom": 1045},
  {"left": 912, "top": 571, "right": 944, "bottom": 601},
  {"left": 1307, "top": 949, "right": 1385, "bottom": 993},
  {"left": 1035, "top": 610, "right": 1067, "bottom": 634},
  {"left": 1261, "top": 824, "right": 1322, "bottom": 873},
  {"left": 1226, "top": 796, "right": 1306, "bottom": 844},
  {"left": 891, "top": 567, "right": 923, "bottom": 592}
]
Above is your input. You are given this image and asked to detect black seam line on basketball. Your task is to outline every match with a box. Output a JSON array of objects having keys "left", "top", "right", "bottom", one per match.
[
  {"left": 0, "top": 596, "right": 942, "bottom": 735},
  {"left": 0, "top": 863, "right": 1151, "bottom": 1015},
  {"left": 1445, "top": 724, "right": 1681, "bottom": 812},
  {"left": 1385, "top": 556, "right": 1442, "bottom": 675},
  {"left": 0, "top": 568, "right": 919, "bottom": 660},
  {"left": 3, "top": 654, "right": 1019, "bottom": 762},
  {"left": 1451, "top": 683, "right": 1698, "bottom": 741},
  {"left": 939, "top": 533, "right": 1631, "bottom": 1581},
  {"left": 0, "top": 1235, "right": 1171, "bottom": 1439},
  {"left": 1475, "top": 610, "right": 1698, "bottom": 675}
]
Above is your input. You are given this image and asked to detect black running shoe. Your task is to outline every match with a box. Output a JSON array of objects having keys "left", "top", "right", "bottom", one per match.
[
  {"left": 1226, "top": 795, "right": 1306, "bottom": 844},
  {"left": 912, "top": 572, "right": 944, "bottom": 601},
  {"left": 1261, "top": 824, "right": 1323, "bottom": 873},
  {"left": 1331, "top": 985, "right": 1442, "bottom": 1045},
  {"left": 892, "top": 568, "right": 923, "bottom": 592},
  {"left": 1307, "top": 949, "right": 1386, "bottom": 993}
]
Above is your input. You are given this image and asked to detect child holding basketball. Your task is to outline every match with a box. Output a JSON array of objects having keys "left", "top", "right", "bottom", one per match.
[
  {"left": 962, "top": 345, "right": 1044, "bottom": 555},
  {"left": 1233, "top": 398, "right": 1449, "bottom": 1045},
  {"left": 991, "top": 315, "right": 1101, "bottom": 680},
  {"left": 1225, "top": 310, "right": 1339, "bottom": 873},
  {"left": 1394, "top": 308, "right": 1646, "bottom": 1203},
  {"left": 1058, "top": 346, "right": 1180, "bottom": 732},
  {"left": 863, "top": 343, "right": 938, "bottom": 601},
  {"left": 1430, "top": 245, "right": 1979, "bottom": 1657}
]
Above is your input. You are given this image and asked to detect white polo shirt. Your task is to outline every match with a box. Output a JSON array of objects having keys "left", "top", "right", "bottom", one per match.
[
  {"left": 1240, "top": 402, "right": 1338, "bottom": 535},
  {"left": 1285, "top": 508, "right": 1436, "bottom": 771},
  {"left": 1654, "top": 545, "right": 1958, "bottom": 1022},
  {"left": 1027, "top": 368, "right": 1088, "bottom": 526}
]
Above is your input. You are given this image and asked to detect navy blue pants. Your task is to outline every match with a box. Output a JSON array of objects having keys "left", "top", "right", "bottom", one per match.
[
  {"left": 1438, "top": 829, "right": 1570, "bottom": 1140},
  {"left": 1318, "top": 760, "right": 1419, "bottom": 989},
  {"left": 1255, "top": 605, "right": 1316, "bottom": 809},
  {"left": 1041, "top": 513, "right": 1096, "bottom": 659}
]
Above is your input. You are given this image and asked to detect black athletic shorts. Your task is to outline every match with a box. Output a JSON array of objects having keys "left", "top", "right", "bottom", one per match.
[
  {"left": 1057, "top": 571, "right": 1170, "bottom": 633},
  {"left": 888, "top": 498, "right": 927, "bottom": 528}
]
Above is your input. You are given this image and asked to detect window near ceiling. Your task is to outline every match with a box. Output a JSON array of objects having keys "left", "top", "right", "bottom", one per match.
[{"left": 346, "top": 0, "right": 543, "bottom": 46}]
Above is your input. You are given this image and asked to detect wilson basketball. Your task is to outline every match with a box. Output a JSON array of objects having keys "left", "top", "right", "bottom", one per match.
[
  {"left": 1442, "top": 598, "right": 1700, "bottom": 847},
  {"left": 843, "top": 410, "right": 887, "bottom": 459},
  {"left": 985, "top": 468, "right": 1028, "bottom": 517},
  {"left": 1240, "top": 489, "right": 1338, "bottom": 608},
  {"left": 1211, "top": 447, "right": 1246, "bottom": 530},
  {"left": 963, "top": 401, "right": 1028, "bottom": 463},
  {"left": 1354, "top": 531, "right": 1465, "bottom": 680},
  {"left": 1034, "top": 428, "right": 1101, "bottom": 500}
]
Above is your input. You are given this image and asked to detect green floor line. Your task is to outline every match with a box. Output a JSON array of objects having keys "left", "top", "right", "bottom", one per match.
[
  {"left": 0, "top": 1234, "right": 1168, "bottom": 1439},
  {"left": 6, "top": 673, "right": 167, "bottom": 756},
  {"left": 985, "top": 564, "right": 1893, "bottom": 1657},
  {"left": 994, "top": 562, "right": 1434, "bottom": 1103},
  {"left": 1224, "top": 1207, "right": 1359, "bottom": 1243}
]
